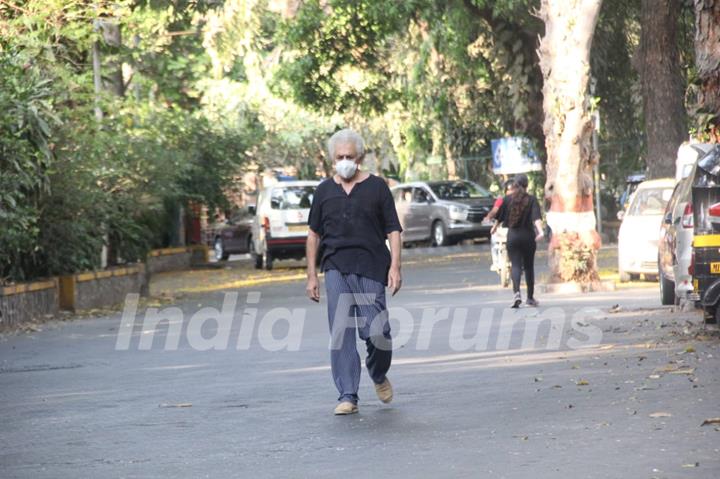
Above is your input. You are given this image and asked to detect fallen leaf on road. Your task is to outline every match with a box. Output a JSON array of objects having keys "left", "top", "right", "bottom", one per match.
[
  {"left": 685, "top": 346, "right": 696, "bottom": 353},
  {"left": 700, "top": 418, "right": 720, "bottom": 426},
  {"left": 576, "top": 379, "right": 589, "bottom": 386},
  {"left": 609, "top": 304, "right": 621, "bottom": 313},
  {"left": 649, "top": 412, "right": 672, "bottom": 418},
  {"left": 159, "top": 403, "right": 192, "bottom": 408}
]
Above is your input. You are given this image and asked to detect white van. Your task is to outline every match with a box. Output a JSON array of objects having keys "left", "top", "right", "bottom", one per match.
[{"left": 251, "top": 180, "right": 319, "bottom": 270}]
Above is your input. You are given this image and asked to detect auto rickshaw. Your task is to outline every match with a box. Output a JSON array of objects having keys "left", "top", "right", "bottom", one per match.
[{"left": 690, "top": 145, "right": 720, "bottom": 323}]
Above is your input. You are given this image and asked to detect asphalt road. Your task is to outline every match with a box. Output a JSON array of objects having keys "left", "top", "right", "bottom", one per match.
[{"left": 1, "top": 253, "right": 719, "bottom": 478}]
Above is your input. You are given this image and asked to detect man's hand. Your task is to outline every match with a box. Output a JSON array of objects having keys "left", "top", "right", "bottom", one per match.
[
  {"left": 388, "top": 266, "right": 402, "bottom": 296},
  {"left": 306, "top": 274, "right": 320, "bottom": 302},
  {"left": 490, "top": 222, "right": 499, "bottom": 235},
  {"left": 386, "top": 230, "right": 402, "bottom": 296}
]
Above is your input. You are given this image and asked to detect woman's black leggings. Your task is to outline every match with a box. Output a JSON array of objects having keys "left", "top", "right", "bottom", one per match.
[{"left": 507, "top": 234, "right": 536, "bottom": 299}]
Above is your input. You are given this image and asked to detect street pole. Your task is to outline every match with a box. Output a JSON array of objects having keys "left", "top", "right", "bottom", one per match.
[
  {"left": 92, "top": 15, "right": 107, "bottom": 268},
  {"left": 92, "top": 22, "right": 103, "bottom": 121}
]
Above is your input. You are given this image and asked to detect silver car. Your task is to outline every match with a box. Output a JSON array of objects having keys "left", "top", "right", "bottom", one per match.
[
  {"left": 392, "top": 180, "right": 495, "bottom": 246},
  {"left": 658, "top": 143, "right": 717, "bottom": 304}
]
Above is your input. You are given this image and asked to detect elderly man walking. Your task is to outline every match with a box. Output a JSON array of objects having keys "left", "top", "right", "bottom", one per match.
[{"left": 306, "top": 129, "right": 403, "bottom": 415}]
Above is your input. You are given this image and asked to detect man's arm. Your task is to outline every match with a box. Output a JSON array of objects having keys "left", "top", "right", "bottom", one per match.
[
  {"left": 306, "top": 229, "right": 320, "bottom": 302},
  {"left": 387, "top": 230, "right": 402, "bottom": 296}
]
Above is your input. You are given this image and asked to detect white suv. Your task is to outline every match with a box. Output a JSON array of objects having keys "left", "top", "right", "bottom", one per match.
[{"left": 251, "top": 180, "right": 319, "bottom": 270}]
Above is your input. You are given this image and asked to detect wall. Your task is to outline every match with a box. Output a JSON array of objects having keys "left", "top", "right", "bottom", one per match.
[{"left": 0, "top": 280, "right": 59, "bottom": 329}]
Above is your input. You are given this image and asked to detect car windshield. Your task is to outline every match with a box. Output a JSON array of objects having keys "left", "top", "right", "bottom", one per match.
[
  {"left": 428, "top": 181, "right": 490, "bottom": 200},
  {"left": 270, "top": 186, "right": 315, "bottom": 210},
  {"left": 627, "top": 187, "right": 673, "bottom": 216}
]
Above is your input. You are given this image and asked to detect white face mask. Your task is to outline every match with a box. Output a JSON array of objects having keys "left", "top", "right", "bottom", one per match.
[{"left": 335, "top": 159, "right": 358, "bottom": 180}]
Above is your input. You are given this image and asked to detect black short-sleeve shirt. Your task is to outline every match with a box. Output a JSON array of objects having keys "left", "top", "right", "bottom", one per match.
[
  {"left": 497, "top": 193, "right": 542, "bottom": 237},
  {"left": 308, "top": 174, "right": 402, "bottom": 285}
]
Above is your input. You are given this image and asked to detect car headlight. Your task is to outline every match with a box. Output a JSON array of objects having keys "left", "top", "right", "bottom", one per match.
[{"left": 449, "top": 205, "right": 469, "bottom": 221}]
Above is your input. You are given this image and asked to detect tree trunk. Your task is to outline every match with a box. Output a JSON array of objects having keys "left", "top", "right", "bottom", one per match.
[
  {"left": 99, "top": 20, "right": 125, "bottom": 97},
  {"left": 539, "top": 0, "right": 603, "bottom": 284},
  {"left": 693, "top": 0, "right": 720, "bottom": 142},
  {"left": 637, "top": 0, "right": 688, "bottom": 178}
]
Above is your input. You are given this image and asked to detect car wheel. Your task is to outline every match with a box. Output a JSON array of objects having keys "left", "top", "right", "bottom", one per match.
[
  {"left": 711, "top": 306, "right": 720, "bottom": 324},
  {"left": 432, "top": 220, "right": 448, "bottom": 247},
  {"left": 659, "top": 271, "right": 676, "bottom": 306},
  {"left": 703, "top": 306, "right": 718, "bottom": 324},
  {"left": 619, "top": 270, "right": 631, "bottom": 283},
  {"left": 249, "top": 237, "right": 262, "bottom": 269},
  {"left": 263, "top": 248, "right": 274, "bottom": 271},
  {"left": 214, "top": 237, "right": 230, "bottom": 261}
]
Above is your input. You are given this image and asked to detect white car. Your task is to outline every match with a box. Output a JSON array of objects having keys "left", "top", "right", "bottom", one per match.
[
  {"left": 251, "top": 180, "right": 319, "bottom": 270},
  {"left": 618, "top": 178, "right": 676, "bottom": 282}
]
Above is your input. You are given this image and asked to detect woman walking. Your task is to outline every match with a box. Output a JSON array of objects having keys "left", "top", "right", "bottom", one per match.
[{"left": 496, "top": 174, "right": 544, "bottom": 308}]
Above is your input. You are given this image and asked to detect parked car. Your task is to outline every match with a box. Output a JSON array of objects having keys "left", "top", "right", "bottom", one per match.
[
  {"left": 689, "top": 145, "right": 720, "bottom": 323},
  {"left": 391, "top": 180, "right": 494, "bottom": 246},
  {"left": 618, "top": 173, "right": 646, "bottom": 214},
  {"left": 208, "top": 208, "right": 255, "bottom": 261},
  {"left": 657, "top": 143, "right": 715, "bottom": 304},
  {"left": 658, "top": 177, "right": 693, "bottom": 304},
  {"left": 618, "top": 178, "right": 675, "bottom": 282},
  {"left": 251, "top": 180, "right": 319, "bottom": 270},
  {"left": 675, "top": 142, "right": 715, "bottom": 182}
]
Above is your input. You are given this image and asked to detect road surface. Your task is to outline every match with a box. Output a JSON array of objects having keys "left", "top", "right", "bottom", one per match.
[{"left": 1, "top": 252, "right": 719, "bottom": 478}]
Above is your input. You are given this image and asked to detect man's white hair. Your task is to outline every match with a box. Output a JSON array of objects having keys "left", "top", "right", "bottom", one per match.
[{"left": 327, "top": 128, "right": 365, "bottom": 159}]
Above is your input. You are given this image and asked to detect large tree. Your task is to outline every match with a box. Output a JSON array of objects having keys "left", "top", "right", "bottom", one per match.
[
  {"left": 637, "top": 0, "right": 688, "bottom": 178},
  {"left": 692, "top": 0, "right": 720, "bottom": 141},
  {"left": 274, "top": 0, "right": 544, "bottom": 181},
  {"left": 538, "top": 0, "right": 604, "bottom": 284}
]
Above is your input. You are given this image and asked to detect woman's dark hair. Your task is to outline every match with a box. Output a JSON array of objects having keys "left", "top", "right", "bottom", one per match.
[{"left": 508, "top": 174, "right": 530, "bottom": 227}]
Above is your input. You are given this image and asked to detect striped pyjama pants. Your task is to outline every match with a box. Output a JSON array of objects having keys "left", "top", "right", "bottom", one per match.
[{"left": 325, "top": 269, "right": 392, "bottom": 404}]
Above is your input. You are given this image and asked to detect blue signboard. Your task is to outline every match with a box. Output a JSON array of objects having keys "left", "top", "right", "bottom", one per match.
[{"left": 491, "top": 137, "right": 542, "bottom": 175}]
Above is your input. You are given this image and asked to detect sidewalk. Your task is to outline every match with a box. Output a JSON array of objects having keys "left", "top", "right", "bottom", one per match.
[{"left": 150, "top": 242, "right": 626, "bottom": 298}]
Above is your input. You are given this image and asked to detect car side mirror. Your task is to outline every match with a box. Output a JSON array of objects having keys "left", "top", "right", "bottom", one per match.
[
  {"left": 663, "top": 212, "right": 672, "bottom": 224},
  {"left": 270, "top": 199, "right": 281, "bottom": 209},
  {"left": 617, "top": 210, "right": 625, "bottom": 221},
  {"left": 247, "top": 205, "right": 256, "bottom": 216}
]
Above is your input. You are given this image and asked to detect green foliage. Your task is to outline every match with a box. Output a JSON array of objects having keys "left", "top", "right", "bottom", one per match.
[
  {"left": 274, "top": 0, "right": 545, "bottom": 182},
  {"left": 274, "top": 0, "right": 411, "bottom": 115},
  {"left": 0, "top": 48, "right": 61, "bottom": 281},
  {"left": 0, "top": 0, "right": 257, "bottom": 283}
]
